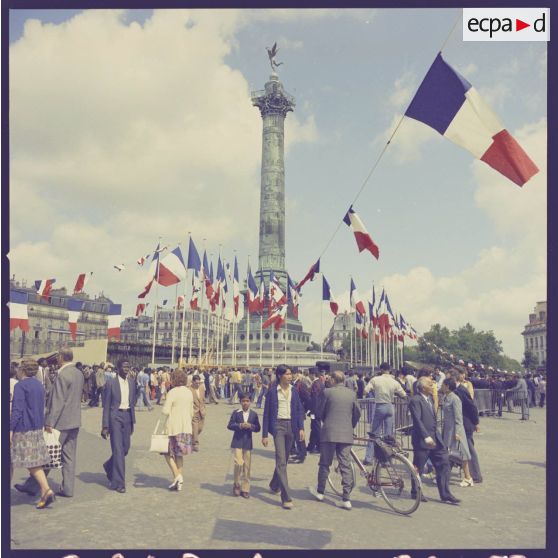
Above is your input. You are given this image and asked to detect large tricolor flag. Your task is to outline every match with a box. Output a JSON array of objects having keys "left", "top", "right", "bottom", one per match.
[
  {"left": 73, "top": 272, "right": 92, "bottom": 294},
  {"left": 187, "top": 237, "right": 202, "bottom": 275},
  {"left": 296, "top": 259, "right": 320, "bottom": 291},
  {"left": 246, "top": 266, "right": 259, "bottom": 313},
  {"left": 322, "top": 275, "right": 339, "bottom": 316},
  {"left": 9, "top": 290, "right": 30, "bottom": 332},
  {"left": 137, "top": 242, "right": 165, "bottom": 298},
  {"left": 107, "top": 303, "right": 122, "bottom": 340},
  {"left": 406, "top": 52, "right": 538, "bottom": 187},
  {"left": 263, "top": 304, "right": 287, "bottom": 331},
  {"left": 287, "top": 275, "right": 300, "bottom": 319},
  {"left": 35, "top": 279, "right": 56, "bottom": 300},
  {"left": 350, "top": 279, "right": 366, "bottom": 316},
  {"left": 202, "top": 251, "right": 214, "bottom": 300},
  {"left": 343, "top": 206, "right": 380, "bottom": 260},
  {"left": 158, "top": 246, "right": 186, "bottom": 286},
  {"left": 233, "top": 256, "right": 240, "bottom": 317},
  {"left": 67, "top": 299, "right": 84, "bottom": 340}
]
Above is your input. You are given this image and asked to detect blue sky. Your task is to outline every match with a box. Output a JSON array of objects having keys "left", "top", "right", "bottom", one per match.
[{"left": 8, "top": 9, "right": 546, "bottom": 360}]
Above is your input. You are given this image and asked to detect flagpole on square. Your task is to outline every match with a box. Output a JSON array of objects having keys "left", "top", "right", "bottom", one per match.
[
  {"left": 246, "top": 257, "right": 251, "bottom": 369},
  {"left": 171, "top": 282, "right": 179, "bottom": 365},
  {"left": 151, "top": 239, "right": 162, "bottom": 366},
  {"left": 179, "top": 264, "right": 188, "bottom": 365}
]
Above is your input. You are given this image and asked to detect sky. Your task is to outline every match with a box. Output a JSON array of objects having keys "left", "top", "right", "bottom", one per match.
[{"left": 8, "top": 8, "right": 547, "bottom": 361}]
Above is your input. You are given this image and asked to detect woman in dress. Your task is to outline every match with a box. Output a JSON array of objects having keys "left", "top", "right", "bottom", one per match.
[
  {"left": 10, "top": 358, "right": 55, "bottom": 509},
  {"left": 441, "top": 378, "right": 474, "bottom": 487},
  {"left": 161, "top": 369, "right": 194, "bottom": 491}
]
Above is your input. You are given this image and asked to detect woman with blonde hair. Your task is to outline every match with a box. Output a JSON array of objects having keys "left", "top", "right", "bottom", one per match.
[
  {"left": 10, "top": 359, "right": 55, "bottom": 509},
  {"left": 161, "top": 369, "right": 194, "bottom": 491}
]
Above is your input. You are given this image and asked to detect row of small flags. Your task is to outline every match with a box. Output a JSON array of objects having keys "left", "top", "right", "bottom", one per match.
[
  {"left": 9, "top": 289, "right": 122, "bottom": 341},
  {"left": 423, "top": 340, "right": 504, "bottom": 373}
]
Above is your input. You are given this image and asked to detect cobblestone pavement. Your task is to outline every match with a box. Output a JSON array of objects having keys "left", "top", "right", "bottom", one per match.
[{"left": 10, "top": 400, "right": 546, "bottom": 550}]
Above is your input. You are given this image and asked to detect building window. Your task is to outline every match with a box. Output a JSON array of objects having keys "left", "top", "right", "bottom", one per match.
[
  {"left": 265, "top": 333, "right": 270, "bottom": 340},
  {"left": 534, "top": 338, "right": 538, "bottom": 348},
  {"left": 34, "top": 330, "right": 39, "bottom": 339}
]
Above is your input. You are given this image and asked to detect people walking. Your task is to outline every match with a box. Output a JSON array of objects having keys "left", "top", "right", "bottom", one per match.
[
  {"left": 189, "top": 375, "right": 206, "bottom": 452},
  {"left": 101, "top": 359, "right": 137, "bottom": 493},
  {"left": 262, "top": 365, "right": 305, "bottom": 509},
  {"left": 136, "top": 368, "right": 153, "bottom": 411},
  {"left": 309, "top": 370, "right": 361, "bottom": 510},
  {"left": 228, "top": 392, "right": 261, "bottom": 498},
  {"left": 306, "top": 368, "right": 325, "bottom": 454},
  {"left": 161, "top": 369, "right": 194, "bottom": 492},
  {"left": 11, "top": 359, "right": 55, "bottom": 509}
]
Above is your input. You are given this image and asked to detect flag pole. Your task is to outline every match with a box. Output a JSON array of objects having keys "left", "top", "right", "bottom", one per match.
[
  {"left": 320, "top": 297, "right": 324, "bottom": 361},
  {"left": 350, "top": 312, "right": 353, "bottom": 367},
  {"left": 259, "top": 308, "right": 263, "bottom": 369},
  {"left": 205, "top": 252, "right": 212, "bottom": 366},
  {"left": 171, "top": 282, "right": 179, "bottom": 365},
  {"left": 151, "top": 238, "right": 162, "bottom": 365},
  {"left": 198, "top": 239, "right": 206, "bottom": 365},
  {"left": 180, "top": 236, "right": 190, "bottom": 365},
  {"left": 246, "top": 257, "right": 250, "bottom": 369},
  {"left": 187, "top": 256, "right": 194, "bottom": 364}
]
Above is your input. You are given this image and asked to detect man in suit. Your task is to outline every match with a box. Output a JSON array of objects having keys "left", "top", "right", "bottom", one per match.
[
  {"left": 189, "top": 374, "right": 206, "bottom": 452},
  {"left": 306, "top": 368, "right": 325, "bottom": 454},
  {"left": 309, "top": 370, "right": 360, "bottom": 510},
  {"left": 15, "top": 348, "right": 84, "bottom": 498},
  {"left": 227, "top": 392, "right": 261, "bottom": 498},
  {"left": 409, "top": 376, "right": 460, "bottom": 505},
  {"left": 507, "top": 372, "right": 529, "bottom": 420},
  {"left": 262, "top": 365, "right": 305, "bottom": 509},
  {"left": 101, "top": 359, "right": 137, "bottom": 493}
]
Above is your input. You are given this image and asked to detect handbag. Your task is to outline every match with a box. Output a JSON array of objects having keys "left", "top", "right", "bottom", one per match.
[
  {"left": 43, "top": 429, "right": 62, "bottom": 469},
  {"left": 448, "top": 440, "right": 463, "bottom": 468},
  {"left": 149, "top": 420, "right": 169, "bottom": 453}
]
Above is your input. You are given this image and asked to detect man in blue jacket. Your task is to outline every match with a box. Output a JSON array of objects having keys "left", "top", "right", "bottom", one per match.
[{"left": 262, "top": 365, "right": 305, "bottom": 509}]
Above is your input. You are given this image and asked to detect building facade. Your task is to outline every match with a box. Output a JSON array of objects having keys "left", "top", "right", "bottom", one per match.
[
  {"left": 9, "top": 277, "right": 112, "bottom": 359},
  {"left": 324, "top": 311, "right": 352, "bottom": 354},
  {"left": 521, "top": 301, "right": 547, "bottom": 367}
]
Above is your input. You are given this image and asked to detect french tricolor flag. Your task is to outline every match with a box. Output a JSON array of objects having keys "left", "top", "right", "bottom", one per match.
[
  {"left": 67, "top": 299, "right": 84, "bottom": 340},
  {"left": 343, "top": 207, "right": 380, "bottom": 260},
  {"left": 9, "top": 290, "right": 30, "bottom": 332},
  {"left": 263, "top": 304, "right": 287, "bottom": 331},
  {"left": 190, "top": 275, "right": 200, "bottom": 310},
  {"left": 350, "top": 278, "right": 366, "bottom": 316},
  {"left": 73, "top": 272, "right": 92, "bottom": 295},
  {"left": 35, "top": 279, "right": 56, "bottom": 300},
  {"left": 296, "top": 259, "right": 320, "bottom": 291},
  {"left": 406, "top": 52, "right": 538, "bottom": 187},
  {"left": 107, "top": 303, "right": 122, "bottom": 340},
  {"left": 233, "top": 256, "right": 240, "bottom": 317},
  {"left": 157, "top": 246, "right": 186, "bottom": 287},
  {"left": 269, "top": 272, "right": 287, "bottom": 309},
  {"left": 136, "top": 303, "right": 146, "bottom": 316},
  {"left": 322, "top": 275, "right": 339, "bottom": 316},
  {"left": 256, "top": 277, "right": 266, "bottom": 314},
  {"left": 246, "top": 266, "right": 259, "bottom": 313},
  {"left": 287, "top": 275, "right": 300, "bottom": 319}
]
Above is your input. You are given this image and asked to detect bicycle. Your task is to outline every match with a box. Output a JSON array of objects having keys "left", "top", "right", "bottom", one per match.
[{"left": 327, "top": 434, "right": 422, "bottom": 515}]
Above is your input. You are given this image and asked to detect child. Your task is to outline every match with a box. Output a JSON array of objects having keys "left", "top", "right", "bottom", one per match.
[{"left": 227, "top": 391, "right": 261, "bottom": 498}]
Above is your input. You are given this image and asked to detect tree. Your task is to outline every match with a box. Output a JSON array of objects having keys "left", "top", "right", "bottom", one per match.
[{"left": 522, "top": 350, "right": 537, "bottom": 370}]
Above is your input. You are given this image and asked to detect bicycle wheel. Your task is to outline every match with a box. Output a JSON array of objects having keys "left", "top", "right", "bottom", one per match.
[
  {"left": 375, "top": 453, "right": 421, "bottom": 515},
  {"left": 327, "top": 454, "right": 356, "bottom": 496}
]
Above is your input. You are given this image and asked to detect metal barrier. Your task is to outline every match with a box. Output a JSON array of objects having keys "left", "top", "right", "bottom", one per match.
[
  {"left": 473, "top": 389, "right": 530, "bottom": 420},
  {"left": 355, "top": 398, "right": 413, "bottom": 449}
]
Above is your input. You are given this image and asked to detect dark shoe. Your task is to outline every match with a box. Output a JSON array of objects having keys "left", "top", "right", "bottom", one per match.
[
  {"left": 233, "top": 485, "right": 241, "bottom": 497},
  {"left": 240, "top": 491, "right": 250, "bottom": 499},
  {"left": 36, "top": 489, "right": 55, "bottom": 509},
  {"left": 115, "top": 487, "right": 126, "bottom": 493},
  {"left": 472, "top": 478, "right": 483, "bottom": 484},
  {"left": 14, "top": 483, "right": 37, "bottom": 496},
  {"left": 103, "top": 462, "right": 112, "bottom": 482},
  {"left": 441, "top": 495, "right": 460, "bottom": 505}
]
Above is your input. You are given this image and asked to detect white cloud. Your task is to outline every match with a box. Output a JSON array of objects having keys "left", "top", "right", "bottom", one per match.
[
  {"left": 460, "top": 62, "right": 478, "bottom": 78},
  {"left": 388, "top": 72, "right": 416, "bottom": 109}
]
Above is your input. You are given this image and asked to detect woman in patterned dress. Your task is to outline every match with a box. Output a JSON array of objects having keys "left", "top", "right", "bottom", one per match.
[
  {"left": 161, "top": 369, "right": 194, "bottom": 491},
  {"left": 10, "top": 359, "right": 55, "bottom": 509}
]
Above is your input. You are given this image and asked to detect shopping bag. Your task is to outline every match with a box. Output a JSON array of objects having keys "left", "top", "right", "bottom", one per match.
[
  {"left": 43, "top": 428, "right": 62, "bottom": 469},
  {"left": 149, "top": 420, "right": 169, "bottom": 453}
]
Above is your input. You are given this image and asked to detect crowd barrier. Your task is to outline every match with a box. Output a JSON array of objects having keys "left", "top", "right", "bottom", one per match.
[{"left": 473, "top": 388, "right": 530, "bottom": 420}]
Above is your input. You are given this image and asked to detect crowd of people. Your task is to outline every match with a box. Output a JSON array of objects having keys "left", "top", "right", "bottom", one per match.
[{"left": 9, "top": 351, "right": 546, "bottom": 512}]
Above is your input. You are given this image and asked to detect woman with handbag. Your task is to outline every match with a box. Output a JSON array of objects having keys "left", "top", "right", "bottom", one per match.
[
  {"left": 441, "top": 378, "right": 474, "bottom": 487},
  {"left": 160, "top": 369, "right": 194, "bottom": 491},
  {"left": 10, "top": 359, "right": 55, "bottom": 509}
]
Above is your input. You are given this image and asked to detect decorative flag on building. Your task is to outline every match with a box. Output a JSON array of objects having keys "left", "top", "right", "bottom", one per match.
[
  {"left": 322, "top": 275, "right": 339, "bottom": 316},
  {"left": 136, "top": 303, "right": 146, "bottom": 316},
  {"left": 263, "top": 304, "right": 287, "bottom": 331},
  {"left": 9, "top": 290, "right": 30, "bottom": 332},
  {"left": 233, "top": 256, "right": 240, "bottom": 317},
  {"left": 287, "top": 275, "right": 300, "bottom": 319},
  {"left": 405, "top": 52, "right": 539, "bottom": 187},
  {"left": 113, "top": 264, "right": 126, "bottom": 272},
  {"left": 246, "top": 265, "right": 259, "bottom": 313},
  {"left": 350, "top": 279, "right": 366, "bottom": 316},
  {"left": 67, "top": 299, "right": 84, "bottom": 340},
  {"left": 343, "top": 206, "right": 380, "bottom": 260},
  {"left": 35, "top": 279, "right": 56, "bottom": 300},
  {"left": 107, "top": 303, "right": 122, "bottom": 340},
  {"left": 187, "top": 237, "right": 201, "bottom": 275},
  {"left": 157, "top": 246, "right": 186, "bottom": 287},
  {"left": 296, "top": 259, "right": 320, "bottom": 291},
  {"left": 73, "top": 272, "right": 92, "bottom": 295}
]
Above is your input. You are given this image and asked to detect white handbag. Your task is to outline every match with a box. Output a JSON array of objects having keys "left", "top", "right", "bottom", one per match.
[
  {"left": 43, "top": 428, "right": 62, "bottom": 469},
  {"left": 149, "top": 420, "right": 169, "bottom": 453}
]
